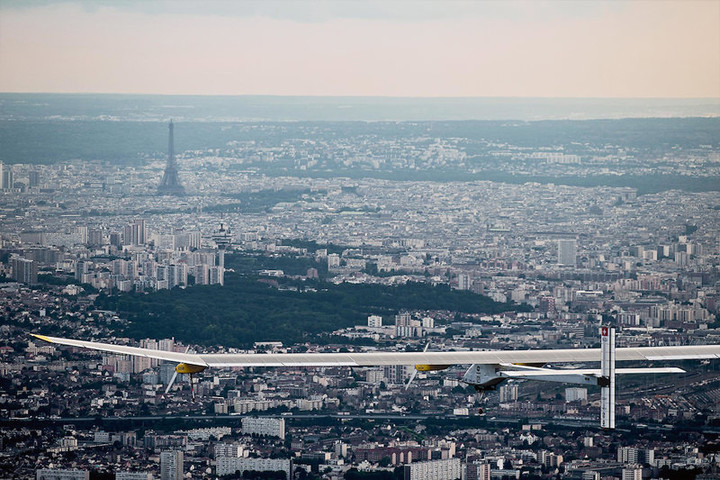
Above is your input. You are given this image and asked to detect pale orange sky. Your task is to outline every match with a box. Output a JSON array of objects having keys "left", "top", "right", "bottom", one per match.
[{"left": 0, "top": 0, "right": 718, "bottom": 97}]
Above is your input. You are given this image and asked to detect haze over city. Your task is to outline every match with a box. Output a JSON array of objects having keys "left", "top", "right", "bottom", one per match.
[{"left": 1, "top": 1, "right": 720, "bottom": 480}]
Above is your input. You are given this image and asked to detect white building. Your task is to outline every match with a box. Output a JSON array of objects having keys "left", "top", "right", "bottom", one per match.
[
  {"left": 498, "top": 383, "right": 519, "bottom": 403},
  {"left": 365, "top": 368, "right": 385, "bottom": 384},
  {"left": 402, "top": 458, "right": 461, "bottom": 480},
  {"left": 214, "top": 443, "right": 246, "bottom": 459},
  {"left": 565, "top": 387, "right": 588, "bottom": 402},
  {"left": 241, "top": 417, "right": 286, "bottom": 439},
  {"left": 216, "top": 457, "right": 292, "bottom": 478},
  {"left": 618, "top": 447, "right": 654, "bottom": 465},
  {"left": 59, "top": 436, "right": 78, "bottom": 450},
  {"left": 179, "top": 427, "right": 231, "bottom": 441},
  {"left": 327, "top": 253, "right": 341, "bottom": 268},
  {"left": 160, "top": 450, "right": 183, "bottom": 480},
  {"left": 367, "top": 315, "right": 383, "bottom": 327},
  {"left": 557, "top": 239, "right": 577, "bottom": 267},
  {"left": 116, "top": 473, "right": 153, "bottom": 480},
  {"left": 395, "top": 312, "right": 421, "bottom": 338},
  {"left": 621, "top": 466, "right": 642, "bottom": 480},
  {"left": 36, "top": 470, "right": 89, "bottom": 480}
]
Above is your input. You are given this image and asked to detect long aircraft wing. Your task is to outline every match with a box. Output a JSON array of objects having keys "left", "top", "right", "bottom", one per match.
[{"left": 30, "top": 334, "right": 720, "bottom": 368}]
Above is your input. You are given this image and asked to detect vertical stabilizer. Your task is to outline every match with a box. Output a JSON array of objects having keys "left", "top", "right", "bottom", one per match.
[{"left": 600, "top": 326, "right": 616, "bottom": 429}]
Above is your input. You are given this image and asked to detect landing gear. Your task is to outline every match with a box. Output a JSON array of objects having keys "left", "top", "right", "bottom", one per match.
[{"left": 476, "top": 389, "right": 486, "bottom": 415}]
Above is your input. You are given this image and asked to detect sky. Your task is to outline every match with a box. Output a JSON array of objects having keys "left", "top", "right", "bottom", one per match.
[{"left": 0, "top": 0, "right": 718, "bottom": 98}]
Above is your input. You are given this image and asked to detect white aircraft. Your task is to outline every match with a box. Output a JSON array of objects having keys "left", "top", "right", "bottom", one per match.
[{"left": 31, "top": 328, "right": 720, "bottom": 429}]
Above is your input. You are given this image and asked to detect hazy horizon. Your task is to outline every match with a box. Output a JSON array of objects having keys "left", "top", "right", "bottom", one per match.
[{"left": 3, "top": 93, "right": 719, "bottom": 122}]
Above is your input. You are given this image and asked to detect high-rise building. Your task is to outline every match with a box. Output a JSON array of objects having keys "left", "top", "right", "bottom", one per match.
[
  {"left": 467, "top": 462, "right": 491, "bottom": 480},
  {"left": 166, "top": 264, "right": 187, "bottom": 288},
  {"left": 11, "top": 256, "right": 38, "bottom": 284},
  {"left": 674, "top": 251, "right": 689, "bottom": 267},
  {"left": 194, "top": 264, "right": 209, "bottom": 285},
  {"left": 498, "top": 383, "right": 519, "bottom": 403},
  {"left": 124, "top": 219, "right": 147, "bottom": 246},
  {"left": 557, "top": 239, "right": 577, "bottom": 267},
  {"left": 621, "top": 466, "right": 642, "bottom": 480},
  {"left": 327, "top": 253, "right": 341, "bottom": 268},
  {"left": 368, "top": 315, "right": 383, "bottom": 327},
  {"left": 383, "top": 365, "right": 407, "bottom": 385},
  {"left": 157, "top": 121, "right": 185, "bottom": 195},
  {"left": 88, "top": 228, "right": 105, "bottom": 246},
  {"left": 1, "top": 162, "right": 14, "bottom": 190},
  {"left": 457, "top": 273, "right": 471, "bottom": 290},
  {"left": 160, "top": 450, "right": 184, "bottom": 480},
  {"left": 110, "top": 232, "right": 123, "bottom": 248},
  {"left": 29, "top": 169, "right": 40, "bottom": 188},
  {"left": 538, "top": 296, "right": 556, "bottom": 314},
  {"left": 75, "top": 260, "right": 89, "bottom": 281},
  {"left": 75, "top": 226, "right": 88, "bottom": 245},
  {"left": 395, "top": 311, "right": 420, "bottom": 337},
  {"left": 209, "top": 266, "right": 224, "bottom": 286},
  {"left": 335, "top": 440, "right": 348, "bottom": 458}
]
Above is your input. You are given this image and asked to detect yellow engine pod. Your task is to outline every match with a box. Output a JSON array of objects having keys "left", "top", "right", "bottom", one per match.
[
  {"left": 175, "top": 363, "right": 207, "bottom": 374},
  {"left": 414, "top": 364, "right": 451, "bottom": 372}
]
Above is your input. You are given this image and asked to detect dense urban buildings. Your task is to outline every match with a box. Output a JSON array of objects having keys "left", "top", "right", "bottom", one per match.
[{"left": 1, "top": 102, "right": 719, "bottom": 479}]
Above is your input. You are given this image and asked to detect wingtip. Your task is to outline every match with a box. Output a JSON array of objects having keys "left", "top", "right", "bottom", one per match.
[{"left": 30, "top": 333, "right": 54, "bottom": 343}]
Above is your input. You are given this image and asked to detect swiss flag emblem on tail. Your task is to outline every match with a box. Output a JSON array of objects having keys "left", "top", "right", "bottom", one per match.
[{"left": 601, "top": 327, "right": 608, "bottom": 336}]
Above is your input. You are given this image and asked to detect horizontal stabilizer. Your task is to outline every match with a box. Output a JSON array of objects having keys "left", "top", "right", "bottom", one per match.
[
  {"left": 646, "top": 353, "right": 720, "bottom": 360},
  {"left": 501, "top": 367, "right": 684, "bottom": 377}
]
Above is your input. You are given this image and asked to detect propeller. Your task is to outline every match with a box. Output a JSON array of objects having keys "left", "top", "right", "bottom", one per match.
[
  {"left": 164, "top": 346, "right": 191, "bottom": 395},
  {"left": 404, "top": 341, "right": 431, "bottom": 391}
]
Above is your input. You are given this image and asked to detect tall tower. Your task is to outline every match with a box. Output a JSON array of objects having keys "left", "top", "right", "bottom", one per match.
[{"left": 157, "top": 120, "right": 185, "bottom": 195}]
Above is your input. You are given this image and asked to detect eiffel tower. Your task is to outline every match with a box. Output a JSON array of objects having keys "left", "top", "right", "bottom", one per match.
[{"left": 157, "top": 120, "right": 185, "bottom": 195}]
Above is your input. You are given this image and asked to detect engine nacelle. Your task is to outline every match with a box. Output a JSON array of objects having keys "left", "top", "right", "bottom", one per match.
[
  {"left": 175, "top": 363, "right": 207, "bottom": 374},
  {"left": 462, "top": 363, "right": 506, "bottom": 391},
  {"left": 414, "top": 364, "right": 451, "bottom": 372}
]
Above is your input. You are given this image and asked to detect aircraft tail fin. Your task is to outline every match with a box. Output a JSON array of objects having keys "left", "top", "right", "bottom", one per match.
[{"left": 600, "top": 326, "right": 616, "bottom": 430}]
